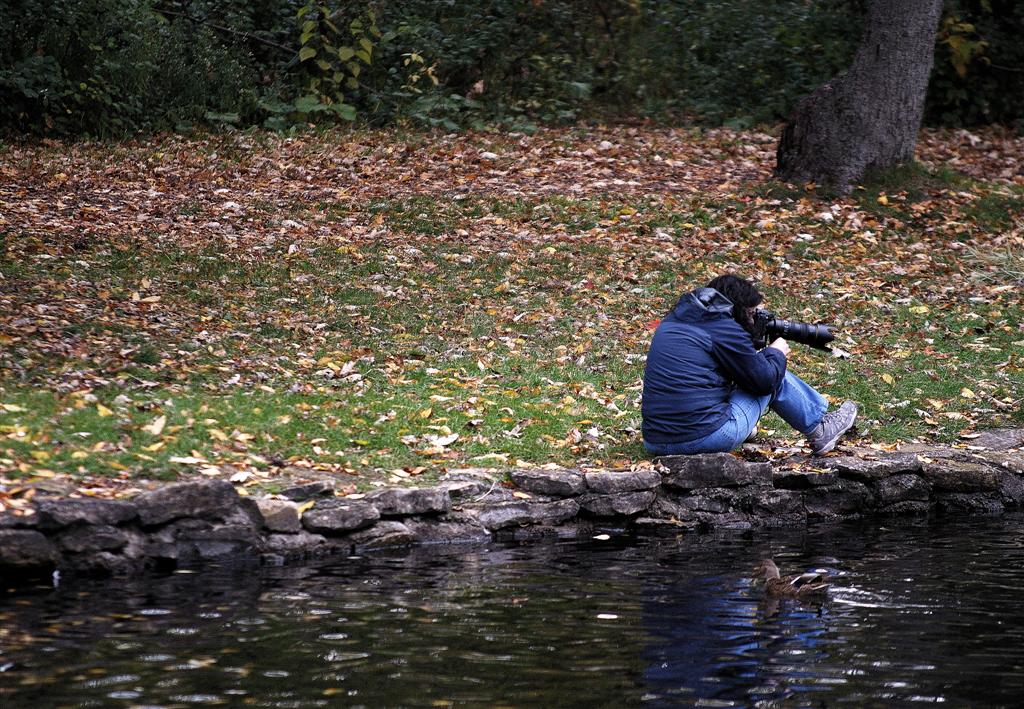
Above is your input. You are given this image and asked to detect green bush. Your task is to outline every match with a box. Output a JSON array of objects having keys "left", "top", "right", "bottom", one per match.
[
  {"left": 927, "top": 0, "right": 1024, "bottom": 127},
  {"left": 0, "top": 0, "right": 1021, "bottom": 137},
  {"left": 0, "top": 0, "right": 260, "bottom": 135}
]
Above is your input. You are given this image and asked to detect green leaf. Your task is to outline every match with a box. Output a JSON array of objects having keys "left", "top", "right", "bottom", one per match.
[
  {"left": 337, "top": 46, "right": 355, "bottom": 61},
  {"left": 316, "top": 59, "right": 332, "bottom": 72},
  {"left": 299, "top": 46, "right": 317, "bottom": 62},
  {"left": 355, "top": 50, "right": 371, "bottom": 64},
  {"left": 293, "top": 95, "right": 321, "bottom": 113},
  {"left": 326, "top": 102, "right": 357, "bottom": 121},
  {"left": 359, "top": 37, "right": 373, "bottom": 54}
]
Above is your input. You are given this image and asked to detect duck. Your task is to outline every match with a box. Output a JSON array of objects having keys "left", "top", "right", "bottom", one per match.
[{"left": 753, "top": 558, "right": 830, "bottom": 599}]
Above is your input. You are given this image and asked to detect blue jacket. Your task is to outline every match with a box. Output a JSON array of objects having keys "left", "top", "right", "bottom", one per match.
[{"left": 641, "top": 287, "right": 787, "bottom": 444}]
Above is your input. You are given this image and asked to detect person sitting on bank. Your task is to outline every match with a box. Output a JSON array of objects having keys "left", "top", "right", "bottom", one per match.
[{"left": 641, "top": 274, "right": 857, "bottom": 456}]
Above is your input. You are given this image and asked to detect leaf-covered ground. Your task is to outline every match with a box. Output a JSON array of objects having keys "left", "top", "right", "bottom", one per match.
[{"left": 1, "top": 125, "right": 1022, "bottom": 505}]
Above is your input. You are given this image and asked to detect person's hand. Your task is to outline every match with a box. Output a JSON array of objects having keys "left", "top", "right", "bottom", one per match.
[{"left": 768, "top": 338, "right": 790, "bottom": 357}]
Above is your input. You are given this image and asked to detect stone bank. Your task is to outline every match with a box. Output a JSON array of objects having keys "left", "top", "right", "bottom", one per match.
[{"left": 2, "top": 428, "right": 1022, "bottom": 586}]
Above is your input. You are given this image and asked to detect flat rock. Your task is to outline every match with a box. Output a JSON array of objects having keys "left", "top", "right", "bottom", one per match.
[
  {"left": 648, "top": 495, "right": 696, "bottom": 522},
  {"left": 437, "top": 479, "right": 492, "bottom": 501},
  {"left": 584, "top": 469, "right": 661, "bottom": 494},
  {"left": 345, "top": 521, "right": 415, "bottom": 551},
  {"left": 897, "top": 444, "right": 969, "bottom": 460},
  {"left": 510, "top": 468, "right": 586, "bottom": 497},
  {"left": 692, "top": 512, "right": 753, "bottom": 531},
  {"left": 671, "top": 492, "right": 733, "bottom": 514},
  {"left": 502, "top": 520, "right": 595, "bottom": 541},
  {"left": 920, "top": 461, "right": 1000, "bottom": 493},
  {"left": 263, "top": 531, "right": 328, "bottom": 559},
  {"left": 995, "top": 471, "right": 1024, "bottom": 505},
  {"left": 177, "top": 523, "right": 263, "bottom": 560},
  {"left": 279, "top": 480, "right": 336, "bottom": 501},
  {"left": 468, "top": 499, "right": 580, "bottom": 531},
  {"left": 63, "top": 551, "right": 138, "bottom": 576},
  {"left": 804, "top": 480, "right": 873, "bottom": 519},
  {"left": 0, "top": 529, "right": 59, "bottom": 570},
  {"left": 57, "top": 524, "right": 130, "bottom": 553},
  {"left": 36, "top": 499, "right": 138, "bottom": 530},
  {"left": 134, "top": 480, "right": 241, "bottom": 527},
  {"left": 632, "top": 516, "right": 700, "bottom": 531},
  {"left": 256, "top": 499, "right": 303, "bottom": 533},
  {"left": 364, "top": 487, "right": 450, "bottom": 516},
  {"left": 821, "top": 453, "right": 922, "bottom": 482},
  {"left": 935, "top": 493, "right": 1004, "bottom": 516},
  {"left": 0, "top": 511, "right": 37, "bottom": 529},
  {"left": 578, "top": 491, "right": 656, "bottom": 516},
  {"left": 657, "top": 453, "right": 771, "bottom": 490},
  {"left": 874, "top": 474, "right": 931, "bottom": 505},
  {"left": 877, "top": 501, "right": 931, "bottom": 516},
  {"left": 974, "top": 450, "right": 1024, "bottom": 474},
  {"left": 746, "top": 489, "right": 804, "bottom": 517},
  {"left": 404, "top": 513, "right": 491, "bottom": 545},
  {"left": 772, "top": 469, "right": 838, "bottom": 489},
  {"left": 968, "top": 428, "right": 1024, "bottom": 451},
  {"left": 302, "top": 500, "right": 380, "bottom": 534}
]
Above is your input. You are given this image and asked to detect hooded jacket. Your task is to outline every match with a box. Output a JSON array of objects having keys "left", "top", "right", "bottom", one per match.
[{"left": 641, "top": 287, "right": 787, "bottom": 444}]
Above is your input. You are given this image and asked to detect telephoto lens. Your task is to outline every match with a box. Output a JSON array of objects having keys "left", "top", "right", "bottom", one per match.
[{"left": 754, "top": 310, "right": 835, "bottom": 351}]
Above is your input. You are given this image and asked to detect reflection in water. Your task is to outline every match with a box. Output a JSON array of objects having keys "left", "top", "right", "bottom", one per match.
[{"left": 2, "top": 515, "right": 1024, "bottom": 707}]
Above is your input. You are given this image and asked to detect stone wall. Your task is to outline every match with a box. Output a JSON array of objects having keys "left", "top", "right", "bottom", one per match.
[{"left": 2, "top": 428, "right": 1022, "bottom": 586}]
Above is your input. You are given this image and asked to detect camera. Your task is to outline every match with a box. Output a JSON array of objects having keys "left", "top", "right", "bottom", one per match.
[{"left": 753, "top": 309, "right": 835, "bottom": 351}]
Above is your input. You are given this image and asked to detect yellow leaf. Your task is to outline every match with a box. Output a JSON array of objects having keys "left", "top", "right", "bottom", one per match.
[
  {"left": 909, "top": 305, "right": 929, "bottom": 314},
  {"left": 96, "top": 404, "right": 113, "bottom": 417},
  {"left": 419, "top": 407, "right": 432, "bottom": 419},
  {"left": 71, "top": 451, "right": 89, "bottom": 459},
  {"left": 30, "top": 451, "right": 50, "bottom": 462},
  {"left": 877, "top": 194, "right": 889, "bottom": 205},
  {"left": 881, "top": 374, "right": 895, "bottom": 385},
  {"left": 960, "top": 388, "right": 976, "bottom": 398},
  {"left": 208, "top": 428, "right": 229, "bottom": 441},
  {"left": 143, "top": 441, "right": 165, "bottom": 452},
  {"left": 296, "top": 500, "right": 316, "bottom": 515},
  {"left": 1, "top": 403, "right": 27, "bottom": 413}
]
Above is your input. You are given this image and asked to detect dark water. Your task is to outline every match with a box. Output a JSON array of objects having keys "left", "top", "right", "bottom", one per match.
[{"left": 3, "top": 515, "right": 1024, "bottom": 708}]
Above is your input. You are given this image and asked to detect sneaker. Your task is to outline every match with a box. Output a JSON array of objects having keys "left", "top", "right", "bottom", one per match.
[{"left": 806, "top": 401, "right": 858, "bottom": 455}]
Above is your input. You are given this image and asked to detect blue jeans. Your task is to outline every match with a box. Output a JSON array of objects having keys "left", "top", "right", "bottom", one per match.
[{"left": 644, "top": 371, "right": 828, "bottom": 456}]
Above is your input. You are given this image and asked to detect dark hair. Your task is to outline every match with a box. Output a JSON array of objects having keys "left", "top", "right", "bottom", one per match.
[{"left": 705, "top": 274, "right": 763, "bottom": 334}]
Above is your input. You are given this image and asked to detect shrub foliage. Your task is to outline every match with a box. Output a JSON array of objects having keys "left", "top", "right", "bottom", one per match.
[{"left": 1, "top": 0, "right": 1021, "bottom": 136}]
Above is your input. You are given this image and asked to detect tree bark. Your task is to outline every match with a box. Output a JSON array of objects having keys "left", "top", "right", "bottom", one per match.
[{"left": 774, "top": 0, "right": 944, "bottom": 191}]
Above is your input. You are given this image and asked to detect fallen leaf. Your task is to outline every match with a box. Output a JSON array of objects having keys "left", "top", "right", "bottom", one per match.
[{"left": 142, "top": 414, "right": 167, "bottom": 436}]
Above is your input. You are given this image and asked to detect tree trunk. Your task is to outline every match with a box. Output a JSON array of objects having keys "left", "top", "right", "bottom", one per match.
[{"left": 774, "top": 0, "right": 944, "bottom": 191}]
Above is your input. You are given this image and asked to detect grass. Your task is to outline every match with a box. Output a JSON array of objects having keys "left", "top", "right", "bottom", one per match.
[{"left": 1, "top": 129, "right": 1023, "bottom": 493}]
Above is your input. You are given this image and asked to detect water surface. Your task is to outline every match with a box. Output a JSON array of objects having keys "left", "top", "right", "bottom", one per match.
[{"left": 3, "top": 515, "right": 1024, "bottom": 707}]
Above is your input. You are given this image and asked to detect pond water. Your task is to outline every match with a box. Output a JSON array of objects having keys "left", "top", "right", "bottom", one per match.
[{"left": 3, "top": 514, "right": 1024, "bottom": 708}]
